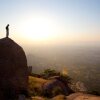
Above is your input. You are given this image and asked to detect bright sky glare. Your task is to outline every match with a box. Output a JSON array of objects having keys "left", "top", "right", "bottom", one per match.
[{"left": 0, "top": 0, "right": 100, "bottom": 45}]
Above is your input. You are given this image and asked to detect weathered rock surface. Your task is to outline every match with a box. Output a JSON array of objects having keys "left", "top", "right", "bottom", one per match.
[
  {"left": 43, "top": 76, "right": 73, "bottom": 97},
  {"left": 31, "top": 96, "right": 45, "bottom": 100},
  {"left": 43, "top": 79, "right": 69, "bottom": 97},
  {"left": 67, "top": 92, "right": 100, "bottom": 100},
  {"left": 52, "top": 93, "right": 100, "bottom": 100},
  {"left": 0, "top": 37, "right": 28, "bottom": 100},
  {"left": 52, "top": 94, "right": 66, "bottom": 100}
]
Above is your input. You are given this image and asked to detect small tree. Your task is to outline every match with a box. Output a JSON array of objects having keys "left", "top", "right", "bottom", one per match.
[{"left": 42, "top": 69, "right": 60, "bottom": 79}]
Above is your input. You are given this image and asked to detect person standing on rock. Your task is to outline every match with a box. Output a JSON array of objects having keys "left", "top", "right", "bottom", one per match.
[{"left": 6, "top": 24, "right": 9, "bottom": 38}]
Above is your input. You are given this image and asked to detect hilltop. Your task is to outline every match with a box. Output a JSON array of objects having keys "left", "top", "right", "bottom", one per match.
[
  {"left": 0, "top": 37, "right": 100, "bottom": 100},
  {"left": 0, "top": 37, "right": 28, "bottom": 100}
]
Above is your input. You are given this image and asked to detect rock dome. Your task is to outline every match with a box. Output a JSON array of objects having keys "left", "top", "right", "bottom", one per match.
[{"left": 0, "top": 37, "right": 28, "bottom": 100}]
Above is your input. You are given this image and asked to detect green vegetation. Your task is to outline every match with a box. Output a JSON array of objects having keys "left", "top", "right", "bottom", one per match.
[
  {"left": 41, "top": 68, "right": 60, "bottom": 79},
  {"left": 41, "top": 68, "right": 72, "bottom": 83}
]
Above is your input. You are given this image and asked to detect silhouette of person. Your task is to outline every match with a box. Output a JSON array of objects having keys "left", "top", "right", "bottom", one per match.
[{"left": 6, "top": 24, "right": 9, "bottom": 38}]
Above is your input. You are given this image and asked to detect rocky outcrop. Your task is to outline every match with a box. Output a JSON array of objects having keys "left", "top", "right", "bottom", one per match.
[
  {"left": 0, "top": 38, "right": 28, "bottom": 100},
  {"left": 67, "top": 92, "right": 100, "bottom": 100},
  {"left": 42, "top": 76, "right": 74, "bottom": 97},
  {"left": 43, "top": 78, "right": 73, "bottom": 97},
  {"left": 51, "top": 93, "right": 100, "bottom": 100},
  {"left": 31, "top": 96, "right": 45, "bottom": 100},
  {"left": 43, "top": 79, "right": 68, "bottom": 97},
  {"left": 52, "top": 95, "right": 66, "bottom": 100}
]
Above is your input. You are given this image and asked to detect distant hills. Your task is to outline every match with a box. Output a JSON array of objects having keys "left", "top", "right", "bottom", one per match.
[{"left": 26, "top": 45, "right": 100, "bottom": 94}]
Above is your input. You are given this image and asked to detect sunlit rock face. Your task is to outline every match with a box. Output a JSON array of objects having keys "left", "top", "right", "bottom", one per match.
[
  {"left": 67, "top": 92, "right": 100, "bottom": 100},
  {"left": 0, "top": 37, "right": 28, "bottom": 100}
]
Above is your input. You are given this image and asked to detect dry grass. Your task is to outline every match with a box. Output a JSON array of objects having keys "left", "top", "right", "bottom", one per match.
[{"left": 28, "top": 76, "right": 48, "bottom": 96}]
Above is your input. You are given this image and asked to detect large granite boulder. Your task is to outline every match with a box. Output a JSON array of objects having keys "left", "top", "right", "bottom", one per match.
[
  {"left": 0, "top": 37, "right": 28, "bottom": 100},
  {"left": 42, "top": 76, "right": 74, "bottom": 97},
  {"left": 43, "top": 79, "right": 71, "bottom": 97},
  {"left": 67, "top": 92, "right": 100, "bottom": 100},
  {"left": 52, "top": 93, "right": 100, "bottom": 100}
]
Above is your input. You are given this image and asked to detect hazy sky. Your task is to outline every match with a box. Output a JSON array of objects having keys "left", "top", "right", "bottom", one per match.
[{"left": 0, "top": 0, "right": 100, "bottom": 46}]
